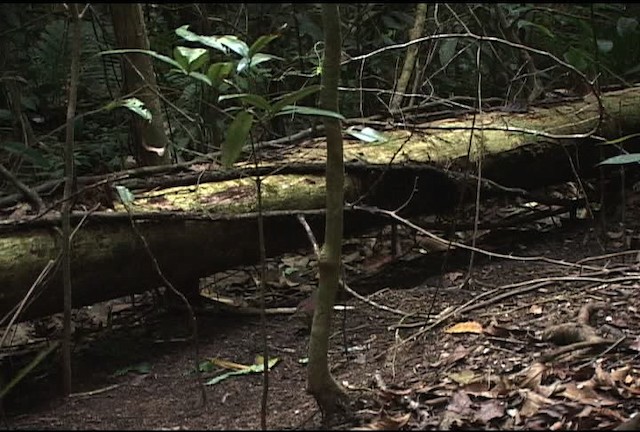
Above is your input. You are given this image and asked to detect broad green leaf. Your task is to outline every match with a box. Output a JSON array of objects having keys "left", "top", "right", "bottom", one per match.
[
  {"left": 563, "top": 47, "right": 589, "bottom": 72},
  {"left": 275, "top": 105, "right": 345, "bottom": 120},
  {"left": 115, "top": 185, "right": 136, "bottom": 205},
  {"left": 176, "top": 46, "right": 208, "bottom": 65},
  {"left": 218, "top": 35, "right": 250, "bottom": 57},
  {"left": 112, "top": 98, "right": 152, "bottom": 122},
  {"left": 174, "top": 46, "right": 209, "bottom": 72},
  {"left": 596, "top": 39, "right": 614, "bottom": 54},
  {"left": 218, "top": 93, "right": 271, "bottom": 111},
  {"left": 176, "top": 25, "right": 226, "bottom": 53},
  {"left": 188, "top": 71, "right": 212, "bottom": 86},
  {"left": 598, "top": 153, "right": 640, "bottom": 166},
  {"left": 189, "top": 50, "right": 210, "bottom": 72},
  {"left": 207, "top": 62, "right": 234, "bottom": 85},
  {"left": 237, "top": 53, "right": 281, "bottom": 73},
  {"left": 99, "top": 49, "right": 185, "bottom": 71},
  {"left": 21, "top": 95, "right": 38, "bottom": 112},
  {"left": 173, "top": 46, "right": 189, "bottom": 70},
  {"left": 617, "top": 17, "right": 638, "bottom": 37},
  {"left": 271, "top": 85, "right": 322, "bottom": 114},
  {"left": 346, "top": 126, "right": 388, "bottom": 143},
  {"left": 438, "top": 38, "right": 458, "bottom": 67},
  {"left": 222, "top": 111, "right": 253, "bottom": 167},
  {"left": 249, "top": 34, "right": 279, "bottom": 57}
]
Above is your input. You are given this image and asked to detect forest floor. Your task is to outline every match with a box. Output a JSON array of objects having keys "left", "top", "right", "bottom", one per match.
[{"left": 3, "top": 193, "right": 640, "bottom": 430}]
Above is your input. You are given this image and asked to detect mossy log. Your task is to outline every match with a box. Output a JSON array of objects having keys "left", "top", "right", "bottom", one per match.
[{"left": 1, "top": 87, "right": 640, "bottom": 321}]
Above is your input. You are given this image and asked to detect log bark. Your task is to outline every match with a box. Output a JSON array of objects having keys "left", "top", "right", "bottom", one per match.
[{"left": 1, "top": 87, "right": 640, "bottom": 322}]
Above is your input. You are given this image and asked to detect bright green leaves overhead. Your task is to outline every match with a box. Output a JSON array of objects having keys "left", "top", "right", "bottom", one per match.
[{"left": 174, "top": 25, "right": 280, "bottom": 74}]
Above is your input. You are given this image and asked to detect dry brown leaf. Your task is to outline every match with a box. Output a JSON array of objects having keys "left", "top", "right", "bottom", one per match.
[
  {"left": 440, "top": 345, "right": 470, "bottom": 367},
  {"left": 445, "top": 321, "right": 483, "bottom": 334},
  {"left": 519, "top": 389, "right": 555, "bottom": 418},
  {"left": 519, "top": 362, "right": 546, "bottom": 391},
  {"left": 447, "top": 390, "right": 474, "bottom": 415},
  {"left": 475, "top": 399, "right": 506, "bottom": 424},
  {"left": 561, "top": 382, "right": 618, "bottom": 406},
  {"left": 354, "top": 413, "right": 411, "bottom": 430},
  {"left": 529, "top": 304, "right": 543, "bottom": 315},
  {"left": 610, "top": 366, "right": 631, "bottom": 383}
]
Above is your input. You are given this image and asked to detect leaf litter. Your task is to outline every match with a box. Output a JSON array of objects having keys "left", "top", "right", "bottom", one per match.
[{"left": 3, "top": 197, "right": 640, "bottom": 430}]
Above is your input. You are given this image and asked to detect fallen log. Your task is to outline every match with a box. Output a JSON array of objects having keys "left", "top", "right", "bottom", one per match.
[{"left": 1, "top": 87, "right": 640, "bottom": 322}]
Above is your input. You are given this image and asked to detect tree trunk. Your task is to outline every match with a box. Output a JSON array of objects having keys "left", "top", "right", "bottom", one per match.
[
  {"left": 307, "top": 3, "right": 350, "bottom": 422},
  {"left": 61, "top": 2, "right": 81, "bottom": 396},
  {"left": 110, "top": 3, "right": 172, "bottom": 166},
  {"left": 389, "top": 3, "right": 428, "bottom": 111}
]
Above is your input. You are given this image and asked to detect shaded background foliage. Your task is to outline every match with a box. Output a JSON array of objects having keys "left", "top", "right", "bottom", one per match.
[{"left": 0, "top": 3, "right": 639, "bottom": 188}]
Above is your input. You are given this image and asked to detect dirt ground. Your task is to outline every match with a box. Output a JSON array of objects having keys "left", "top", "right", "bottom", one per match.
[{"left": 2, "top": 194, "right": 640, "bottom": 430}]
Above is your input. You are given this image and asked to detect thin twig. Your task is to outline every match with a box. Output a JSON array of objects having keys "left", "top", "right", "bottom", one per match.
[{"left": 353, "top": 204, "right": 603, "bottom": 272}]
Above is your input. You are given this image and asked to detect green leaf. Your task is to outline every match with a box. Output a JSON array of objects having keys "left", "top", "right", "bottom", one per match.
[
  {"left": 617, "top": 17, "right": 638, "bottom": 37},
  {"left": 346, "top": 126, "right": 388, "bottom": 143},
  {"left": 249, "top": 34, "right": 279, "bottom": 57},
  {"left": 189, "top": 50, "right": 210, "bottom": 72},
  {"left": 115, "top": 185, "right": 136, "bottom": 205},
  {"left": 597, "top": 153, "right": 640, "bottom": 166},
  {"left": 596, "top": 39, "right": 614, "bottom": 54},
  {"left": 271, "top": 85, "right": 322, "bottom": 114},
  {"left": 188, "top": 71, "right": 212, "bottom": 86},
  {"left": 99, "top": 49, "right": 185, "bottom": 71},
  {"left": 218, "top": 35, "right": 250, "bottom": 57},
  {"left": 176, "top": 46, "right": 208, "bottom": 65},
  {"left": 438, "top": 38, "right": 458, "bottom": 67},
  {"left": 237, "top": 53, "right": 281, "bottom": 74},
  {"left": 109, "top": 98, "right": 152, "bottom": 122},
  {"left": 207, "top": 62, "right": 234, "bottom": 85},
  {"left": 174, "top": 46, "right": 209, "bottom": 72},
  {"left": 205, "top": 357, "right": 279, "bottom": 386},
  {"left": 275, "top": 105, "right": 345, "bottom": 120},
  {"left": 563, "top": 47, "right": 589, "bottom": 72},
  {"left": 172, "top": 46, "right": 189, "bottom": 70},
  {"left": 218, "top": 93, "right": 271, "bottom": 111},
  {"left": 222, "top": 111, "right": 254, "bottom": 167},
  {"left": 176, "top": 25, "right": 226, "bottom": 53}
]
